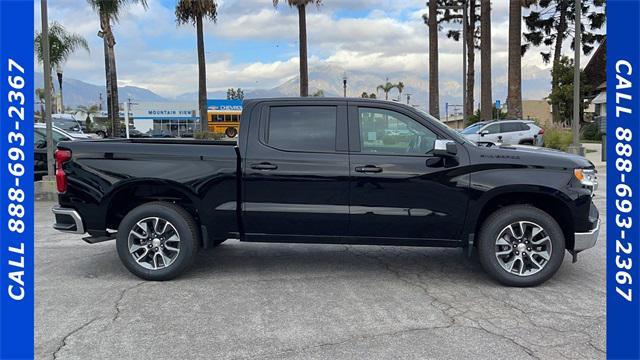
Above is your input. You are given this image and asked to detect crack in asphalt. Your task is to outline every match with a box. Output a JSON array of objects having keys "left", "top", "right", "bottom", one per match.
[
  {"left": 50, "top": 281, "right": 147, "bottom": 359},
  {"left": 51, "top": 317, "right": 100, "bottom": 360}
]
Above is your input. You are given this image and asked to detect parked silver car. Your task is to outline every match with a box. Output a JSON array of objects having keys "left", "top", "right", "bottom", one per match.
[{"left": 460, "top": 120, "right": 544, "bottom": 146}]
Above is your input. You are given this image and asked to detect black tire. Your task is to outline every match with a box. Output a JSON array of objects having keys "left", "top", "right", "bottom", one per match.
[
  {"left": 477, "top": 205, "right": 565, "bottom": 287},
  {"left": 116, "top": 202, "right": 199, "bottom": 281}
]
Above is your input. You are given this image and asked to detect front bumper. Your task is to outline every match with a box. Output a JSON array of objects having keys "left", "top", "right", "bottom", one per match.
[
  {"left": 573, "top": 219, "right": 600, "bottom": 252},
  {"left": 52, "top": 206, "right": 85, "bottom": 234}
]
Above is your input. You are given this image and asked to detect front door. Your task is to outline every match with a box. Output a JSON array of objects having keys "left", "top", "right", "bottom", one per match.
[
  {"left": 348, "top": 105, "right": 469, "bottom": 241},
  {"left": 243, "top": 101, "right": 350, "bottom": 239}
]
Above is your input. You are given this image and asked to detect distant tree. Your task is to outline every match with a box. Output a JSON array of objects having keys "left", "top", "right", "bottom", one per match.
[
  {"left": 35, "top": 88, "right": 46, "bottom": 118},
  {"left": 523, "top": 0, "right": 606, "bottom": 123},
  {"left": 226, "top": 88, "right": 244, "bottom": 100},
  {"left": 396, "top": 81, "right": 405, "bottom": 101},
  {"left": 435, "top": 0, "right": 481, "bottom": 121},
  {"left": 176, "top": 0, "right": 218, "bottom": 133},
  {"left": 311, "top": 89, "right": 325, "bottom": 97},
  {"left": 547, "top": 56, "right": 591, "bottom": 126},
  {"left": 376, "top": 79, "right": 398, "bottom": 100},
  {"left": 361, "top": 91, "right": 369, "bottom": 98},
  {"left": 369, "top": 93, "right": 377, "bottom": 99},
  {"left": 34, "top": 22, "right": 90, "bottom": 112},
  {"left": 273, "top": 0, "right": 322, "bottom": 97}
]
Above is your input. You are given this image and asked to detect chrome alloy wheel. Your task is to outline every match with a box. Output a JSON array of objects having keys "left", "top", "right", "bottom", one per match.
[
  {"left": 128, "top": 217, "right": 180, "bottom": 270},
  {"left": 495, "top": 221, "right": 552, "bottom": 277}
]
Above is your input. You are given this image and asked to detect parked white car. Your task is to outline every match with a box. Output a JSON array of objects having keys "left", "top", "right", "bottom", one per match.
[
  {"left": 51, "top": 114, "right": 93, "bottom": 139},
  {"left": 460, "top": 120, "right": 544, "bottom": 146}
]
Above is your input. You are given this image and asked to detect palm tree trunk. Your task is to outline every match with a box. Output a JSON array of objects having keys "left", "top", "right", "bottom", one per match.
[
  {"left": 506, "top": 0, "right": 522, "bottom": 118},
  {"left": 428, "top": 0, "right": 439, "bottom": 118},
  {"left": 196, "top": 15, "right": 208, "bottom": 132},
  {"left": 101, "top": 11, "right": 120, "bottom": 137},
  {"left": 465, "top": 0, "right": 476, "bottom": 119},
  {"left": 480, "top": 0, "right": 492, "bottom": 121},
  {"left": 297, "top": 4, "right": 309, "bottom": 97},
  {"left": 49, "top": 73, "right": 57, "bottom": 113},
  {"left": 550, "top": 2, "right": 568, "bottom": 124}
]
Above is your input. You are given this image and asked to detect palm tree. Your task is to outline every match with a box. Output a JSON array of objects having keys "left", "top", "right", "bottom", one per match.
[
  {"left": 423, "top": 1, "right": 439, "bottom": 118},
  {"left": 506, "top": 0, "right": 522, "bottom": 118},
  {"left": 87, "top": 0, "right": 148, "bottom": 137},
  {"left": 176, "top": 0, "right": 218, "bottom": 134},
  {"left": 35, "top": 88, "right": 46, "bottom": 119},
  {"left": 480, "top": 0, "right": 492, "bottom": 121},
  {"left": 396, "top": 81, "right": 405, "bottom": 101},
  {"left": 377, "top": 80, "right": 397, "bottom": 101},
  {"left": 273, "top": 0, "right": 322, "bottom": 97},
  {"left": 35, "top": 22, "right": 89, "bottom": 112}
]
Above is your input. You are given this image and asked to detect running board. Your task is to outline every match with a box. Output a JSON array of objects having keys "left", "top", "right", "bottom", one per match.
[{"left": 83, "top": 232, "right": 116, "bottom": 244}]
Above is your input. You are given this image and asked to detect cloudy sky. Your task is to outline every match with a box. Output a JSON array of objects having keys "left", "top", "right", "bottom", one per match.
[{"left": 34, "top": 0, "right": 599, "bottom": 109}]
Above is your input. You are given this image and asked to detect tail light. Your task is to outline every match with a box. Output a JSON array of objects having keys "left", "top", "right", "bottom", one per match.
[
  {"left": 538, "top": 128, "right": 545, "bottom": 135},
  {"left": 54, "top": 149, "right": 72, "bottom": 193}
]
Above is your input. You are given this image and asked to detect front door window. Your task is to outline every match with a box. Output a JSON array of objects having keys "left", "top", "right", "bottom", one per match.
[{"left": 358, "top": 108, "right": 437, "bottom": 155}]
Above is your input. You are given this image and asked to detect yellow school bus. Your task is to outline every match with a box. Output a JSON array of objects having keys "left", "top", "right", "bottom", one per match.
[{"left": 207, "top": 100, "right": 242, "bottom": 138}]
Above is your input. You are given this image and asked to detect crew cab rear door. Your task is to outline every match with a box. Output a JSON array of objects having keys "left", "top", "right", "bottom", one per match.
[
  {"left": 347, "top": 102, "right": 469, "bottom": 242},
  {"left": 242, "top": 100, "right": 349, "bottom": 239}
]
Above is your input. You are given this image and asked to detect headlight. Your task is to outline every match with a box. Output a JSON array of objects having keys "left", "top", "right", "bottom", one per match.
[{"left": 574, "top": 168, "right": 598, "bottom": 194}]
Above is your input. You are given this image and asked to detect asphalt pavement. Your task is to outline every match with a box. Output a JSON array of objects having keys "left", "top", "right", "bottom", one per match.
[{"left": 36, "top": 170, "right": 606, "bottom": 360}]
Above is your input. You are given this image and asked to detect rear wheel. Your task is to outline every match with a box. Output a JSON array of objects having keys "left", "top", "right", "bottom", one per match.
[
  {"left": 477, "top": 205, "right": 565, "bottom": 287},
  {"left": 116, "top": 202, "right": 199, "bottom": 281}
]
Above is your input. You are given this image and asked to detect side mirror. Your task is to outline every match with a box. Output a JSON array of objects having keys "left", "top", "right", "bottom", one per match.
[
  {"left": 433, "top": 139, "right": 457, "bottom": 157},
  {"left": 479, "top": 130, "right": 489, "bottom": 137}
]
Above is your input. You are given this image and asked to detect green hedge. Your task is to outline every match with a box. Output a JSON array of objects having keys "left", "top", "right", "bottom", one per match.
[
  {"left": 194, "top": 131, "right": 224, "bottom": 140},
  {"left": 544, "top": 128, "right": 573, "bottom": 151}
]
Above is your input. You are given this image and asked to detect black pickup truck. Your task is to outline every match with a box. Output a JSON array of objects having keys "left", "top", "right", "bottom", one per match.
[{"left": 52, "top": 98, "right": 599, "bottom": 286}]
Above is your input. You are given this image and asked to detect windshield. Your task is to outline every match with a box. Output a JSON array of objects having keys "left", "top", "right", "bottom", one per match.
[
  {"left": 460, "top": 123, "right": 484, "bottom": 134},
  {"left": 53, "top": 119, "right": 82, "bottom": 132},
  {"left": 414, "top": 107, "right": 476, "bottom": 145}
]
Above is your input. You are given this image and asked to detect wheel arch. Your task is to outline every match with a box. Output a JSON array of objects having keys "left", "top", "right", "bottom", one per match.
[
  {"left": 468, "top": 187, "right": 575, "bottom": 250},
  {"left": 104, "top": 179, "right": 202, "bottom": 239}
]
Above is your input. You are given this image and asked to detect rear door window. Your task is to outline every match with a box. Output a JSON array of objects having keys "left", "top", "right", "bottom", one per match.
[
  {"left": 501, "top": 122, "right": 522, "bottom": 133},
  {"left": 266, "top": 106, "right": 337, "bottom": 152}
]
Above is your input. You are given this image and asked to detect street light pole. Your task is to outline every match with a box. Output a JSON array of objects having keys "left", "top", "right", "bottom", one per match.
[
  {"left": 568, "top": 0, "right": 585, "bottom": 156},
  {"left": 342, "top": 72, "right": 347, "bottom": 97},
  {"left": 40, "top": 0, "right": 55, "bottom": 179}
]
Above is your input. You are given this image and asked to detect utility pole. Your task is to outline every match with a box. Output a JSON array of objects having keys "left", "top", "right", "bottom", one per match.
[
  {"left": 41, "top": 0, "right": 54, "bottom": 179},
  {"left": 567, "top": 0, "right": 585, "bottom": 156}
]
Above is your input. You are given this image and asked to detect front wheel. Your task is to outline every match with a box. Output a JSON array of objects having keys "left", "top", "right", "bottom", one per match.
[
  {"left": 116, "top": 202, "right": 199, "bottom": 281},
  {"left": 477, "top": 205, "right": 565, "bottom": 287}
]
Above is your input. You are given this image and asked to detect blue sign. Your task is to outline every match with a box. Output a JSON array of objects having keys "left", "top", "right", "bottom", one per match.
[
  {"left": 607, "top": 0, "right": 640, "bottom": 358},
  {"left": 495, "top": 100, "right": 501, "bottom": 110},
  {"left": 207, "top": 99, "right": 242, "bottom": 111},
  {"left": 1, "top": 0, "right": 34, "bottom": 358}
]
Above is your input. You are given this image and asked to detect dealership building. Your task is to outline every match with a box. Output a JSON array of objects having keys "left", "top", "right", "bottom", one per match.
[{"left": 125, "top": 100, "right": 243, "bottom": 137}]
